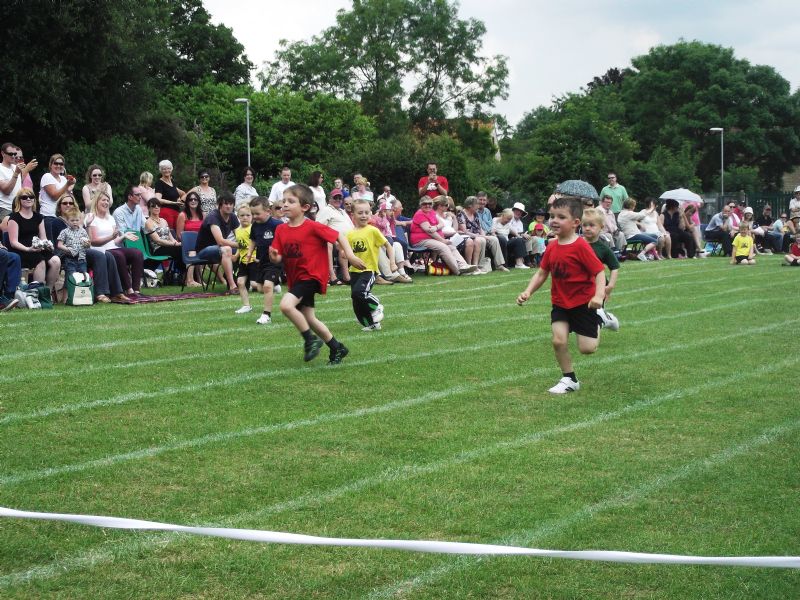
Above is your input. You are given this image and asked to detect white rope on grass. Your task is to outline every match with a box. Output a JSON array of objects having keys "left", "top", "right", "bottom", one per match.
[{"left": 1, "top": 506, "right": 797, "bottom": 568}]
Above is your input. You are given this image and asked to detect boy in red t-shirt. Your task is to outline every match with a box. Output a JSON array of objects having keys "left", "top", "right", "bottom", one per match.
[
  {"left": 517, "top": 197, "right": 606, "bottom": 394},
  {"left": 270, "top": 184, "right": 365, "bottom": 364}
]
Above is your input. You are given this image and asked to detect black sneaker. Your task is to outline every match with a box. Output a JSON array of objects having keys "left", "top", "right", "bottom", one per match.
[
  {"left": 303, "top": 336, "right": 323, "bottom": 362},
  {"left": 328, "top": 344, "right": 349, "bottom": 365}
]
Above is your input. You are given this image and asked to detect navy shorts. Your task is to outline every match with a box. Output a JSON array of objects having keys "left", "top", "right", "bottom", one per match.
[
  {"left": 551, "top": 303, "right": 601, "bottom": 339},
  {"left": 289, "top": 279, "right": 321, "bottom": 308},
  {"left": 257, "top": 263, "right": 283, "bottom": 286}
]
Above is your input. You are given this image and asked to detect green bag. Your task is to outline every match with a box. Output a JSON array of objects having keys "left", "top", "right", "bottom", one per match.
[
  {"left": 36, "top": 285, "right": 54, "bottom": 309},
  {"left": 66, "top": 273, "right": 94, "bottom": 306}
]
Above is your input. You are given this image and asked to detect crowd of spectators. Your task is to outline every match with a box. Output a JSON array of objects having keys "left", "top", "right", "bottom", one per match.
[{"left": 0, "top": 142, "right": 797, "bottom": 311}]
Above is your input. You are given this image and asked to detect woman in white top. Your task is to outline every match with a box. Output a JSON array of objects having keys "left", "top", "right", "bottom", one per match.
[
  {"left": 491, "top": 208, "right": 529, "bottom": 268},
  {"left": 39, "top": 154, "right": 75, "bottom": 241},
  {"left": 88, "top": 191, "right": 144, "bottom": 296},
  {"left": 234, "top": 167, "right": 258, "bottom": 209},
  {"left": 81, "top": 164, "right": 112, "bottom": 214},
  {"left": 618, "top": 198, "right": 658, "bottom": 260},
  {"left": 307, "top": 171, "right": 327, "bottom": 211},
  {"left": 433, "top": 196, "right": 473, "bottom": 264},
  {"left": 639, "top": 197, "right": 671, "bottom": 258}
]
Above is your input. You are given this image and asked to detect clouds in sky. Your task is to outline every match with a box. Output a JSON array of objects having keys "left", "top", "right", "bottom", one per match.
[{"left": 204, "top": 0, "right": 800, "bottom": 126}]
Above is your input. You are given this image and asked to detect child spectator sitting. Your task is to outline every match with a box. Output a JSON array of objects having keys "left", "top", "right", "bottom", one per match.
[
  {"left": 56, "top": 206, "right": 90, "bottom": 280},
  {"left": 783, "top": 234, "right": 800, "bottom": 266},
  {"left": 731, "top": 223, "right": 756, "bottom": 265}
]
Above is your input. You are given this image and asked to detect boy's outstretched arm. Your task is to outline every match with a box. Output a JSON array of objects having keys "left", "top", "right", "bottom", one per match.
[
  {"left": 517, "top": 268, "right": 549, "bottom": 305},
  {"left": 588, "top": 271, "right": 605, "bottom": 309},
  {"left": 337, "top": 232, "right": 366, "bottom": 270}
]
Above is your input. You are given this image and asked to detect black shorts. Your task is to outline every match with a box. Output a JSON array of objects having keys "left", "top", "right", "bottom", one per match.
[
  {"left": 551, "top": 303, "right": 601, "bottom": 339},
  {"left": 289, "top": 279, "right": 321, "bottom": 308},
  {"left": 734, "top": 255, "right": 749, "bottom": 264},
  {"left": 257, "top": 263, "right": 282, "bottom": 286},
  {"left": 236, "top": 261, "right": 259, "bottom": 283}
]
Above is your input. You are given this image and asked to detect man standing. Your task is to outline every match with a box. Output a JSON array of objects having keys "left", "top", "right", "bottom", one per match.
[
  {"left": 598, "top": 172, "right": 628, "bottom": 214},
  {"left": 0, "top": 143, "right": 37, "bottom": 219},
  {"left": 704, "top": 204, "right": 733, "bottom": 256},
  {"left": 113, "top": 186, "right": 145, "bottom": 232},
  {"left": 418, "top": 162, "right": 448, "bottom": 199},
  {"left": 268, "top": 167, "right": 295, "bottom": 206}
]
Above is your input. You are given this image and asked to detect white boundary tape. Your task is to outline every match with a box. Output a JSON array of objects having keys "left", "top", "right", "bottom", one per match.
[{"left": 1, "top": 507, "right": 798, "bottom": 568}]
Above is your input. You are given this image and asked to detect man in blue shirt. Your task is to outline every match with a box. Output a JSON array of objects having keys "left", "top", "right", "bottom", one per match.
[
  {"left": 704, "top": 205, "right": 733, "bottom": 256},
  {"left": 113, "top": 186, "right": 145, "bottom": 233}
]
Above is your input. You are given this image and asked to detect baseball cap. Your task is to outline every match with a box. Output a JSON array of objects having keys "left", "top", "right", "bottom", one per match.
[
  {"left": 743, "top": 207, "right": 753, "bottom": 215},
  {"left": 330, "top": 188, "right": 344, "bottom": 198},
  {"left": 794, "top": 185, "right": 800, "bottom": 193},
  {"left": 534, "top": 223, "right": 544, "bottom": 230}
]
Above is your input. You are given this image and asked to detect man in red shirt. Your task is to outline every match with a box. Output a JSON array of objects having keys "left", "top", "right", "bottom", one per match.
[
  {"left": 417, "top": 162, "right": 448, "bottom": 199},
  {"left": 517, "top": 197, "right": 606, "bottom": 394}
]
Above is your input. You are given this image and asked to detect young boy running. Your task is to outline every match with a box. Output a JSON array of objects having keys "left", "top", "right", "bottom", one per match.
[
  {"left": 234, "top": 205, "right": 256, "bottom": 314},
  {"left": 270, "top": 184, "right": 365, "bottom": 364},
  {"left": 347, "top": 199, "right": 397, "bottom": 331},
  {"left": 517, "top": 197, "right": 606, "bottom": 394},
  {"left": 581, "top": 207, "right": 620, "bottom": 331},
  {"left": 241, "top": 196, "right": 285, "bottom": 324}
]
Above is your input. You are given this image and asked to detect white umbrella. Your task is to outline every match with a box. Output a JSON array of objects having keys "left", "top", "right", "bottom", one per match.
[{"left": 659, "top": 188, "right": 702, "bottom": 203}]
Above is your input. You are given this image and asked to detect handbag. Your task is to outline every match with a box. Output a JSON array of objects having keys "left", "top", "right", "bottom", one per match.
[{"left": 66, "top": 273, "right": 94, "bottom": 306}]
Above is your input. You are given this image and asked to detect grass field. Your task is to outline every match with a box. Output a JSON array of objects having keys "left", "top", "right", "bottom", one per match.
[{"left": 1, "top": 256, "right": 798, "bottom": 599}]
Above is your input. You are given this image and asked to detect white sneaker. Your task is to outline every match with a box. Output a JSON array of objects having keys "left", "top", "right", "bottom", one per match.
[
  {"left": 371, "top": 304, "right": 384, "bottom": 323},
  {"left": 235, "top": 305, "right": 252, "bottom": 314},
  {"left": 460, "top": 264, "right": 478, "bottom": 274},
  {"left": 548, "top": 377, "right": 580, "bottom": 394},
  {"left": 256, "top": 313, "right": 271, "bottom": 325},
  {"left": 362, "top": 323, "right": 381, "bottom": 331},
  {"left": 514, "top": 264, "right": 530, "bottom": 269},
  {"left": 597, "top": 307, "right": 620, "bottom": 331},
  {"left": 637, "top": 251, "right": 648, "bottom": 262},
  {"left": 274, "top": 285, "right": 282, "bottom": 294}
]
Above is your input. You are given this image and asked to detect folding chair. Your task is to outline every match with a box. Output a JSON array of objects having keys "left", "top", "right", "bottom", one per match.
[{"left": 179, "top": 231, "right": 220, "bottom": 291}]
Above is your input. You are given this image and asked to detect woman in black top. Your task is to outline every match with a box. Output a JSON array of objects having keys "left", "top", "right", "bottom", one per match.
[
  {"left": 6, "top": 188, "right": 61, "bottom": 286},
  {"left": 660, "top": 199, "right": 696, "bottom": 258}
]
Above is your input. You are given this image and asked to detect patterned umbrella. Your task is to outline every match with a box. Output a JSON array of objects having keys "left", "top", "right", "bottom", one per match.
[{"left": 555, "top": 180, "right": 599, "bottom": 200}]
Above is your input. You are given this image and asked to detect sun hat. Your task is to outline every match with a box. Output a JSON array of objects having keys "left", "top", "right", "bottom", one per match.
[
  {"left": 743, "top": 207, "right": 754, "bottom": 215},
  {"left": 511, "top": 202, "right": 528, "bottom": 217}
]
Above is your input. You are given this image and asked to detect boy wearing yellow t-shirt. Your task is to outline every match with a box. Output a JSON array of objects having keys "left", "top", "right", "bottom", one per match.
[
  {"left": 234, "top": 205, "right": 257, "bottom": 312},
  {"left": 347, "top": 199, "right": 397, "bottom": 331},
  {"left": 731, "top": 223, "right": 756, "bottom": 265}
]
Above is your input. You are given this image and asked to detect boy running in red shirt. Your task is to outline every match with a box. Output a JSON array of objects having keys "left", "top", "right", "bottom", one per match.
[
  {"left": 517, "top": 197, "right": 606, "bottom": 393},
  {"left": 270, "top": 184, "right": 365, "bottom": 364}
]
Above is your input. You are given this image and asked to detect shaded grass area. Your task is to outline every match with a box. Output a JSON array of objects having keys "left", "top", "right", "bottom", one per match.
[{"left": 1, "top": 256, "right": 798, "bottom": 598}]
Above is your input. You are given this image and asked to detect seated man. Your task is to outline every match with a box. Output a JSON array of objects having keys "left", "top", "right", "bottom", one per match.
[
  {"left": 0, "top": 241, "right": 22, "bottom": 309},
  {"left": 194, "top": 192, "right": 240, "bottom": 291},
  {"left": 704, "top": 205, "right": 733, "bottom": 256},
  {"left": 599, "top": 195, "right": 626, "bottom": 251}
]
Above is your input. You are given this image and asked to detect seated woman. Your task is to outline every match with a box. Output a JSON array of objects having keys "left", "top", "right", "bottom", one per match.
[
  {"left": 410, "top": 197, "right": 477, "bottom": 275},
  {"left": 88, "top": 190, "right": 144, "bottom": 297},
  {"left": 492, "top": 208, "right": 529, "bottom": 268},
  {"left": 144, "top": 198, "right": 185, "bottom": 274},
  {"left": 458, "top": 196, "right": 507, "bottom": 272},
  {"left": 660, "top": 199, "right": 696, "bottom": 258},
  {"left": 683, "top": 203, "right": 705, "bottom": 257},
  {"left": 617, "top": 198, "right": 659, "bottom": 260},
  {"left": 639, "top": 197, "right": 671, "bottom": 259},
  {"left": 175, "top": 191, "right": 205, "bottom": 286},
  {"left": 371, "top": 201, "right": 412, "bottom": 283},
  {"left": 51, "top": 192, "right": 127, "bottom": 303},
  {"left": 6, "top": 188, "right": 61, "bottom": 288},
  {"left": 433, "top": 196, "right": 473, "bottom": 264}
]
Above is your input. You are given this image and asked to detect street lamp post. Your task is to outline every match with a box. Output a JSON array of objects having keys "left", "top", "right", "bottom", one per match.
[
  {"left": 235, "top": 98, "right": 251, "bottom": 167},
  {"left": 710, "top": 127, "right": 724, "bottom": 202}
]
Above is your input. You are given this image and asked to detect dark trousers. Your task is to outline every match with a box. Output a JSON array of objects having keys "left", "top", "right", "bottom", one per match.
[
  {"left": 497, "top": 235, "right": 527, "bottom": 265},
  {"left": 350, "top": 271, "right": 380, "bottom": 326},
  {"left": 108, "top": 247, "right": 144, "bottom": 292},
  {"left": 87, "top": 249, "right": 123, "bottom": 296},
  {"left": 669, "top": 230, "right": 697, "bottom": 258},
  {"left": 0, "top": 247, "right": 22, "bottom": 297},
  {"left": 704, "top": 229, "right": 732, "bottom": 256}
]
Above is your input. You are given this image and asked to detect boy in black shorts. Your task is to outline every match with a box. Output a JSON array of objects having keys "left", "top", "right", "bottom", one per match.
[
  {"left": 517, "top": 197, "right": 606, "bottom": 394},
  {"left": 244, "top": 196, "right": 285, "bottom": 325}
]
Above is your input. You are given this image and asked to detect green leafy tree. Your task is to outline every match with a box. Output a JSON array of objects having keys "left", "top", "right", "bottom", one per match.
[{"left": 260, "top": 0, "right": 508, "bottom": 134}]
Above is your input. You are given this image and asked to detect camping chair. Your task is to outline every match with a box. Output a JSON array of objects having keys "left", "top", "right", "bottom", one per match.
[
  {"left": 123, "top": 230, "right": 174, "bottom": 283},
  {"left": 700, "top": 224, "right": 724, "bottom": 256},
  {"left": 179, "top": 231, "right": 221, "bottom": 292}
]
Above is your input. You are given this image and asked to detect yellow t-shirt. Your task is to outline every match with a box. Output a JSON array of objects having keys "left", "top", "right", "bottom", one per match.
[
  {"left": 235, "top": 225, "right": 254, "bottom": 264},
  {"left": 732, "top": 233, "right": 753, "bottom": 258},
  {"left": 347, "top": 225, "right": 387, "bottom": 273}
]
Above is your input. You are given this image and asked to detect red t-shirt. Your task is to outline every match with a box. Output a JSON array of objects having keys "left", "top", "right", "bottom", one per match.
[
  {"left": 272, "top": 219, "right": 339, "bottom": 293},
  {"left": 410, "top": 209, "right": 438, "bottom": 245},
  {"left": 417, "top": 175, "right": 449, "bottom": 199},
  {"left": 791, "top": 243, "right": 800, "bottom": 257},
  {"left": 540, "top": 236, "right": 604, "bottom": 309}
]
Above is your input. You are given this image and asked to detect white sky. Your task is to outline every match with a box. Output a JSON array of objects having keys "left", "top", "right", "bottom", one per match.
[{"left": 204, "top": 0, "right": 800, "bottom": 127}]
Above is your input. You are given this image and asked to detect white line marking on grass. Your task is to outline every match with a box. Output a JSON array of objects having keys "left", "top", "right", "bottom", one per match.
[
  {"left": 0, "top": 298, "right": 773, "bottom": 426},
  {"left": 0, "top": 298, "right": 777, "bottom": 426},
  {"left": 2, "top": 317, "right": 794, "bottom": 486},
  {"left": 1, "top": 358, "right": 795, "bottom": 589},
  {"left": 364, "top": 415, "right": 800, "bottom": 599}
]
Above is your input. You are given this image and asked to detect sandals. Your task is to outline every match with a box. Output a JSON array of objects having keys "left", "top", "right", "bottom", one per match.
[{"left": 328, "top": 278, "right": 344, "bottom": 286}]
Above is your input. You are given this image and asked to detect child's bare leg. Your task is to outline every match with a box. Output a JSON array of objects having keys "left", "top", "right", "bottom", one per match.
[
  {"left": 262, "top": 281, "right": 275, "bottom": 313},
  {"left": 576, "top": 333, "right": 599, "bottom": 355},
  {"left": 301, "top": 305, "right": 333, "bottom": 342},
  {"left": 551, "top": 321, "right": 573, "bottom": 373},
  {"left": 280, "top": 293, "right": 310, "bottom": 331},
  {"left": 237, "top": 275, "right": 250, "bottom": 306},
  {"left": 327, "top": 243, "right": 337, "bottom": 282}
]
